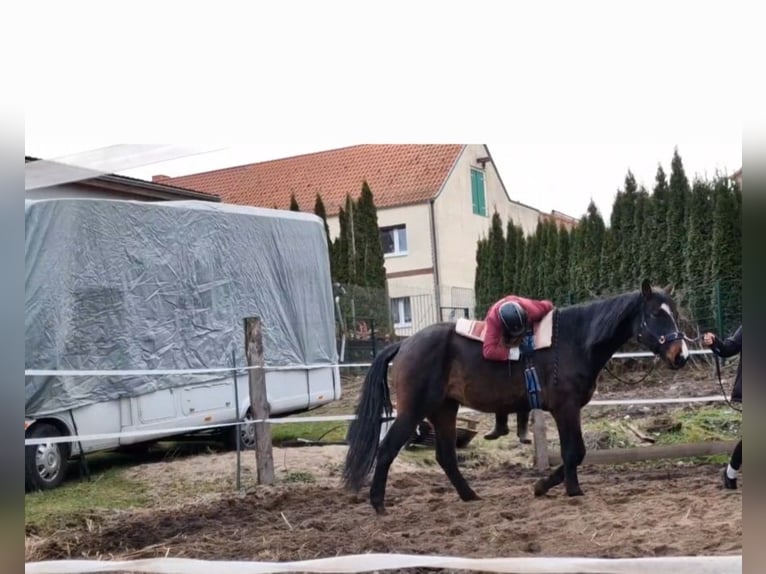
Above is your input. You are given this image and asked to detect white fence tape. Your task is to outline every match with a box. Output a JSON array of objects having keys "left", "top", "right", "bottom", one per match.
[
  {"left": 23, "top": 395, "right": 727, "bottom": 447},
  {"left": 24, "top": 552, "right": 742, "bottom": 574},
  {"left": 22, "top": 350, "right": 715, "bottom": 378}
]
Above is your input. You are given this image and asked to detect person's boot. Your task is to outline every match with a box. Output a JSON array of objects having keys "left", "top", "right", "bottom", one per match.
[
  {"left": 484, "top": 416, "right": 510, "bottom": 440},
  {"left": 722, "top": 467, "right": 737, "bottom": 490}
]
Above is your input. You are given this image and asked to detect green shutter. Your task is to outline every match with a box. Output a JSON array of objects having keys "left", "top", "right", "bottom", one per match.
[
  {"left": 478, "top": 171, "right": 486, "bottom": 215},
  {"left": 471, "top": 168, "right": 486, "bottom": 216}
]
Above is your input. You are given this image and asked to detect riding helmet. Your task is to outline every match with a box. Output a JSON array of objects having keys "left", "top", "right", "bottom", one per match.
[{"left": 498, "top": 301, "right": 527, "bottom": 337}]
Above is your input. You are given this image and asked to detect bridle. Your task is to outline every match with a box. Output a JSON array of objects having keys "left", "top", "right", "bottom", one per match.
[
  {"left": 605, "top": 300, "right": 686, "bottom": 385},
  {"left": 635, "top": 304, "right": 686, "bottom": 357}
]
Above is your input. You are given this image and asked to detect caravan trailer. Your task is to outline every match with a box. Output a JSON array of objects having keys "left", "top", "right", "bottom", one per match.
[{"left": 24, "top": 198, "right": 341, "bottom": 490}]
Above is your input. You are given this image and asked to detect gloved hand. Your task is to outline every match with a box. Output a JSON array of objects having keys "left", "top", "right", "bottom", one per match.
[{"left": 519, "top": 334, "right": 535, "bottom": 357}]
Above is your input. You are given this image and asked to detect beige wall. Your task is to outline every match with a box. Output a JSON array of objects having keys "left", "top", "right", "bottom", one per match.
[
  {"left": 325, "top": 203, "right": 438, "bottom": 335},
  {"left": 432, "top": 144, "right": 542, "bottom": 294},
  {"left": 326, "top": 203, "right": 433, "bottom": 277},
  {"left": 387, "top": 274, "right": 438, "bottom": 336},
  {"left": 323, "top": 144, "right": 556, "bottom": 333}
]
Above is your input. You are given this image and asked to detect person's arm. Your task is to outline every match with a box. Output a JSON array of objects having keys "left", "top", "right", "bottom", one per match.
[
  {"left": 711, "top": 325, "right": 742, "bottom": 358},
  {"left": 483, "top": 312, "right": 514, "bottom": 361},
  {"left": 521, "top": 298, "right": 555, "bottom": 323}
]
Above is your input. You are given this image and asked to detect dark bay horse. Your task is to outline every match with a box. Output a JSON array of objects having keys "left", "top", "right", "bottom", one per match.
[{"left": 343, "top": 280, "right": 690, "bottom": 514}]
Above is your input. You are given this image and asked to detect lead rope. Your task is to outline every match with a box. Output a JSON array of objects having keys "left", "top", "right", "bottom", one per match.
[
  {"left": 604, "top": 360, "right": 658, "bottom": 385},
  {"left": 714, "top": 354, "right": 742, "bottom": 413}
]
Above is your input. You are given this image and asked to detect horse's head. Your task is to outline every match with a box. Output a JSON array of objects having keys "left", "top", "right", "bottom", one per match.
[{"left": 636, "top": 279, "right": 689, "bottom": 370}]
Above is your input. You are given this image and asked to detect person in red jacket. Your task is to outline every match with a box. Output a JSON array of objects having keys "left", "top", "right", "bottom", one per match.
[{"left": 482, "top": 294, "right": 555, "bottom": 440}]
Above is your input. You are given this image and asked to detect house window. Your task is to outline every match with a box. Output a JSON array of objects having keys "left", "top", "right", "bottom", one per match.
[
  {"left": 390, "top": 297, "right": 412, "bottom": 327},
  {"left": 380, "top": 225, "right": 408, "bottom": 256},
  {"left": 471, "top": 168, "right": 487, "bottom": 216}
]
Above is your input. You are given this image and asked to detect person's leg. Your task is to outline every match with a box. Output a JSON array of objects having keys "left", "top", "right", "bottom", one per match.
[
  {"left": 484, "top": 412, "right": 510, "bottom": 440},
  {"left": 722, "top": 439, "right": 741, "bottom": 489}
]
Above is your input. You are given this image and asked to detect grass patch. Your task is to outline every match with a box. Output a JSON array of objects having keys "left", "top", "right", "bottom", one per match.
[
  {"left": 270, "top": 421, "right": 349, "bottom": 445},
  {"left": 582, "top": 419, "right": 631, "bottom": 449},
  {"left": 654, "top": 405, "right": 741, "bottom": 445},
  {"left": 282, "top": 470, "right": 316, "bottom": 483},
  {"left": 25, "top": 468, "right": 149, "bottom": 534},
  {"left": 643, "top": 405, "right": 739, "bottom": 466}
]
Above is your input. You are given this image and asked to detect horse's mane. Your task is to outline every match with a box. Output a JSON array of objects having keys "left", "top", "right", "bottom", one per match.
[{"left": 560, "top": 290, "right": 643, "bottom": 350}]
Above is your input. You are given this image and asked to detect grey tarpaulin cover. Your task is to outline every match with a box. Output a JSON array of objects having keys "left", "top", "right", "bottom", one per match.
[{"left": 25, "top": 198, "right": 338, "bottom": 417}]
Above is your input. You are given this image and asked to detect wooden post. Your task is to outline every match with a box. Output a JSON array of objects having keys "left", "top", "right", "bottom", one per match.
[
  {"left": 547, "top": 440, "right": 738, "bottom": 466},
  {"left": 532, "top": 409, "right": 549, "bottom": 471},
  {"left": 244, "top": 317, "right": 275, "bottom": 485}
]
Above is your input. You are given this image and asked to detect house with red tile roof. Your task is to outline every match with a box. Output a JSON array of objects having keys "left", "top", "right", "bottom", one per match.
[{"left": 153, "top": 144, "right": 576, "bottom": 335}]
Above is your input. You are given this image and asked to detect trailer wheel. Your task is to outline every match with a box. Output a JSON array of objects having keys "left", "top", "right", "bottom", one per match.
[
  {"left": 226, "top": 409, "right": 258, "bottom": 451},
  {"left": 25, "top": 422, "right": 70, "bottom": 492}
]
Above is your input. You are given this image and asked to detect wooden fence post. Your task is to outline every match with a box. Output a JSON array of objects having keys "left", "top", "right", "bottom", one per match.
[
  {"left": 532, "top": 409, "right": 549, "bottom": 471},
  {"left": 244, "top": 317, "right": 275, "bottom": 485}
]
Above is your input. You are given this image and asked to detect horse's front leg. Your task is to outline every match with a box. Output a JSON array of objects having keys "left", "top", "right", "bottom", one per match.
[
  {"left": 534, "top": 403, "right": 586, "bottom": 497},
  {"left": 555, "top": 404, "right": 586, "bottom": 496}
]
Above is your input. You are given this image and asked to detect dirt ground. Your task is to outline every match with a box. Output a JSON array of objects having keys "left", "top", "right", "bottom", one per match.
[
  {"left": 25, "top": 362, "right": 743, "bottom": 564},
  {"left": 26, "top": 447, "right": 742, "bottom": 562}
]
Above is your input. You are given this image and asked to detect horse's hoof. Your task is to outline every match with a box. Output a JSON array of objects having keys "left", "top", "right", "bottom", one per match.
[
  {"left": 461, "top": 491, "right": 481, "bottom": 502},
  {"left": 373, "top": 504, "right": 387, "bottom": 515},
  {"left": 519, "top": 437, "right": 532, "bottom": 445},
  {"left": 484, "top": 427, "right": 510, "bottom": 440},
  {"left": 533, "top": 479, "right": 548, "bottom": 497},
  {"left": 566, "top": 487, "right": 584, "bottom": 497}
]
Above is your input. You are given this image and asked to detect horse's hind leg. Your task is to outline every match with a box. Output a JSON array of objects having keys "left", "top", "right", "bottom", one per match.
[
  {"left": 517, "top": 408, "right": 531, "bottom": 444},
  {"left": 428, "top": 399, "right": 480, "bottom": 502},
  {"left": 369, "top": 413, "right": 420, "bottom": 515}
]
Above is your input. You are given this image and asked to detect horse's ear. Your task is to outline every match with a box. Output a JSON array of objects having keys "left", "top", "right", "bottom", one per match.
[
  {"left": 663, "top": 282, "right": 675, "bottom": 296},
  {"left": 641, "top": 279, "right": 652, "bottom": 299}
]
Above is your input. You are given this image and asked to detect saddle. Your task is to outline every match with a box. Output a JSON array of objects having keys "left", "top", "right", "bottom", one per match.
[
  {"left": 455, "top": 309, "right": 556, "bottom": 411},
  {"left": 455, "top": 309, "right": 555, "bottom": 357}
]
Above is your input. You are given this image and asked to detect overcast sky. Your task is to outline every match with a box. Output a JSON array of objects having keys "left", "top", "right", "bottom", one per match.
[{"left": 23, "top": 2, "right": 746, "bottom": 223}]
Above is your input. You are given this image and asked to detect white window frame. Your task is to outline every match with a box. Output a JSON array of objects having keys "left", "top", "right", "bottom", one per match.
[
  {"left": 390, "top": 296, "right": 412, "bottom": 328},
  {"left": 380, "top": 224, "right": 408, "bottom": 258}
]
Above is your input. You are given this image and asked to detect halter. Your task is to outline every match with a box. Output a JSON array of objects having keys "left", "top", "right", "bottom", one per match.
[{"left": 636, "top": 307, "right": 684, "bottom": 354}]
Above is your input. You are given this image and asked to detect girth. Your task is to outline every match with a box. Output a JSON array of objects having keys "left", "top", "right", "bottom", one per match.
[{"left": 519, "top": 329, "right": 543, "bottom": 410}]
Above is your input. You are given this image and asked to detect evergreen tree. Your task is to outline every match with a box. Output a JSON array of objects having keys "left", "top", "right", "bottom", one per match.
[
  {"left": 289, "top": 193, "right": 300, "bottom": 211},
  {"left": 541, "top": 220, "right": 559, "bottom": 298},
  {"left": 684, "top": 177, "right": 714, "bottom": 329},
  {"left": 474, "top": 237, "right": 490, "bottom": 318},
  {"left": 568, "top": 219, "right": 587, "bottom": 302},
  {"left": 554, "top": 226, "right": 571, "bottom": 304},
  {"left": 634, "top": 185, "right": 652, "bottom": 286},
  {"left": 502, "top": 219, "right": 519, "bottom": 294},
  {"left": 617, "top": 171, "right": 639, "bottom": 289},
  {"left": 347, "top": 182, "right": 389, "bottom": 333},
  {"left": 667, "top": 148, "right": 691, "bottom": 287},
  {"left": 710, "top": 173, "right": 741, "bottom": 334},
  {"left": 601, "top": 226, "right": 619, "bottom": 292},
  {"left": 648, "top": 164, "right": 670, "bottom": 286},
  {"left": 523, "top": 224, "right": 541, "bottom": 297},
  {"left": 606, "top": 186, "right": 625, "bottom": 290},
  {"left": 313, "top": 193, "right": 334, "bottom": 277},
  {"left": 487, "top": 211, "right": 506, "bottom": 304},
  {"left": 353, "top": 181, "right": 386, "bottom": 288},
  {"left": 582, "top": 200, "right": 606, "bottom": 296},
  {"left": 334, "top": 204, "right": 351, "bottom": 285},
  {"left": 514, "top": 225, "right": 527, "bottom": 295}
]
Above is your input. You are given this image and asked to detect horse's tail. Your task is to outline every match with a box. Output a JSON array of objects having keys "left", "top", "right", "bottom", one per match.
[{"left": 342, "top": 341, "right": 402, "bottom": 492}]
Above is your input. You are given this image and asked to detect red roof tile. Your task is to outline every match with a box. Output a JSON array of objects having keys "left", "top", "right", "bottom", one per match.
[{"left": 153, "top": 144, "right": 465, "bottom": 215}]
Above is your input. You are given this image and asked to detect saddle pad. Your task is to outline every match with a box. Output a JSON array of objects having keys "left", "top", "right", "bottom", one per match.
[{"left": 455, "top": 309, "right": 554, "bottom": 350}]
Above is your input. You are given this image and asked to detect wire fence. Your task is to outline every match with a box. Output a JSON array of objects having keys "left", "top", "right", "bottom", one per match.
[{"left": 332, "top": 278, "right": 741, "bottom": 361}]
